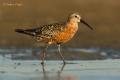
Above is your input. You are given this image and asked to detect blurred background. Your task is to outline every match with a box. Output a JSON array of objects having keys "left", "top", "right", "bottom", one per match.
[{"left": 0, "top": 0, "right": 120, "bottom": 60}]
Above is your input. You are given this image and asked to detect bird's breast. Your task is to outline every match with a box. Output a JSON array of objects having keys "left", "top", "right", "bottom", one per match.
[{"left": 54, "top": 23, "right": 78, "bottom": 43}]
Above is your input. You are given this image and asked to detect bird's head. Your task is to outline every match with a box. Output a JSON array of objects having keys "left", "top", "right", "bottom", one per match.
[{"left": 68, "top": 13, "right": 94, "bottom": 30}]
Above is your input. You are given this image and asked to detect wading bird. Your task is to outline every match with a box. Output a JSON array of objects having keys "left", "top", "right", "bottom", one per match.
[{"left": 15, "top": 13, "right": 94, "bottom": 64}]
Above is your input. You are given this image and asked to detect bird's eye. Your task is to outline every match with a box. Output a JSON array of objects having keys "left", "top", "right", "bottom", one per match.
[{"left": 75, "top": 15, "right": 77, "bottom": 18}]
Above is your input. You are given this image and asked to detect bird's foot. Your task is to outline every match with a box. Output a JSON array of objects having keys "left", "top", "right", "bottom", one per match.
[
  {"left": 63, "top": 61, "right": 66, "bottom": 64},
  {"left": 41, "top": 62, "right": 44, "bottom": 65}
]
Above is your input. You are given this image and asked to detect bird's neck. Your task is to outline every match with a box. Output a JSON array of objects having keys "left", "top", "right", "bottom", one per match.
[
  {"left": 65, "top": 21, "right": 78, "bottom": 35},
  {"left": 66, "top": 21, "right": 78, "bottom": 28}
]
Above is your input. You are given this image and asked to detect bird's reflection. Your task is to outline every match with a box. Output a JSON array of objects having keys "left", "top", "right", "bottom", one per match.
[{"left": 41, "top": 63, "right": 66, "bottom": 80}]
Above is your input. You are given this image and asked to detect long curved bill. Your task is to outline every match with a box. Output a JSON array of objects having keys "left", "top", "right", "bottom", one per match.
[{"left": 81, "top": 19, "right": 94, "bottom": 30}]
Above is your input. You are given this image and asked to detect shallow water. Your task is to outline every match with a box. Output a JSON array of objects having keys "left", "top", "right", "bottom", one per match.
[{"left": 0, "top": 59, "right": 120, "bottom": 80}]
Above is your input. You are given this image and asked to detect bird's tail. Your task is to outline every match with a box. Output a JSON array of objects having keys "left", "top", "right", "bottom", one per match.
[{"left": 15, "top": 29, "right": 35, "bottom": 36}]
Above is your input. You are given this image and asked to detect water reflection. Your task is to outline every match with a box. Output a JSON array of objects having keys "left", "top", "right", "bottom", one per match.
[
  {"left": 41, "top": 64, "right": 77, "bottom": 80},
  {"left": 41, "top": 64, "right": 65, "bottom": 80}
]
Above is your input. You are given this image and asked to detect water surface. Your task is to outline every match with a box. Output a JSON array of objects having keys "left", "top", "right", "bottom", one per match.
[{"left": 0, "top": 59, "right": 120, "bottom": 80}]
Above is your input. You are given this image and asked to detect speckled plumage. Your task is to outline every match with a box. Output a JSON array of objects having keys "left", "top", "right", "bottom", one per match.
[
  {"left": 35, "top": 22, "right": 66, "bottom": 42},
  {"left": 15, "top": 13, "right": 93, "bottom": 64}
]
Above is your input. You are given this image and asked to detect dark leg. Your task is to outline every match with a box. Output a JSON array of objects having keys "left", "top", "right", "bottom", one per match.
[
  {"left": 31, "top": 48, "right": 36, "bottom": 60},
  {"left": 41, "top": 63, "right": 45, "bottom": 72},
  {"left": 57, "top": 44, "right": 66, "bottom": 64},
  {"left": 41, "top": 45, "right": 48, "bottom": 64},
  {"left": 60, "top": 63, "right": 66, "bottom": 71}
]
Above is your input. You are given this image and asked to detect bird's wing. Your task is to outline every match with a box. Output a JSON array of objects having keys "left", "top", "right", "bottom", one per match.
[
  {"left": 30, "top": 22, "right": 66, "bottom": 42},
  {"left": 15, "top": 22, "right": 67, "bottom": 41},
  {"left": 34, "top": 22, "right": 66, "bottom": 38},
  {"left": 15, "top": 22, "right": 66, "bottom": 38}
]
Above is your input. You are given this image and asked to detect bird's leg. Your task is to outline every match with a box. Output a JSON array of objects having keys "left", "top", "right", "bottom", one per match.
[
  {"left": 57, "top": 44, "right": 66, "bottom": 64},
  {"left": 41, "top": 45, "right": 48, "bottom": 65}
]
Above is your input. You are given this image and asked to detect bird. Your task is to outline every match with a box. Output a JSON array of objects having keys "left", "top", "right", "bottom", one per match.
[{"left": 15, "top": 12, "right": 94, "bottom": 64}]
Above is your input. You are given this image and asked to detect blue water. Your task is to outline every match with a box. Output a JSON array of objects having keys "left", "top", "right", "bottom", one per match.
[
  {"left": 0, "top": 59, "right": 120, "bottom": 80},
  {"left": 0, "top": 47, "right": 120, "bottom": 80}
]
